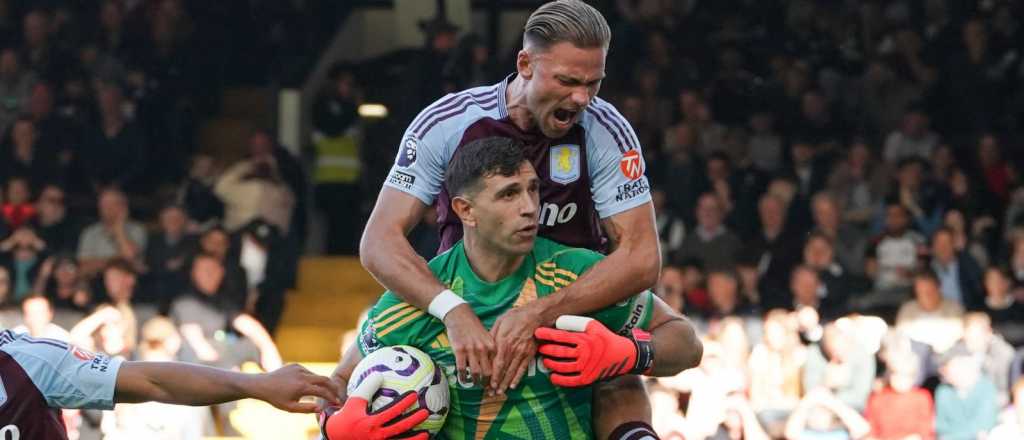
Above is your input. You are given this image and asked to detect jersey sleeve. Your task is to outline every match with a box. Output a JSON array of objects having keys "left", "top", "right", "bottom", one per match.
[
  {"left": 3, "top": 334, "right": 124, "bottom": 410},
  {"left": 585, "top": 101, "right": 652, "bottom": 219},
  {"left": 358, "top": 292, "right": 440, "bottom": 356},
  {"left": 544, "top": 247, "right": 655, "bottom": 334},
  {"left": 381, "top": 100, "right": 455, "bottom": 206}
]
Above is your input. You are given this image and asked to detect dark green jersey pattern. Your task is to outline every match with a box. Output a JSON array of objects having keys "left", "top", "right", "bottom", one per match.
[{"left": 358, "top": 237, "right": 654, "bottom": 440}]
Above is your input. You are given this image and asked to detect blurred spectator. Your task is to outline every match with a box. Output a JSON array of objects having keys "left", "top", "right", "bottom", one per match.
[
  {"left": 0, "top": 47, "right": 35, "bottom": 137},
  {"left": 0, "top": 226, "right": 46, "bottom": 301},
  {"left": 791, "top": 90, "right": 842, "bottom": 145},
  {"left": 747, "top": 110, "right": 783, "bottom": 174},
  {"left": 79, "top": 81, "right": 149, "bottom": 194},
  {"left": 196, "top": 225, "right": 247, "bottom": 309},
  {"left": 752, "top": 193, "right": 805, "bottom": 307},
  {"left": 1, "top": 176, "right": 35, "bottom": 228},
  {"left": 929, "top": 227, "right": 984, "bottom": 311},
  {"left": 12, "top": 294, "right": 70, "bottom": 340},
  {"left": 445, "top": 34, "right": 502, "bottom": 89},
  {"left": 955, "top": 313, "right": 1016, "bottom": 406},
  {"left": 653, "top": 188, "right": 685, "bottom": 264},
  {"left": 144, "top": 204, "right": 193, "bottom": 311},
  {"left": 989, "top": 379, "right": 1024, "bottom": 439},
  {"left": 748, "top": 309, "right": 806, "bottom": 437},
  {"left": 783, "top": 388, "right": 871, "bottom": 440},
  {"left": 312, "top": 63, "right": 362, "bottom": 255},
  {"left": 982, "top": 266, "right": 1024, "bottom": 346},
  {"left": 664, "top": 341, "right": 749, "bottom": 440},
  {"left": 677, "top": 193, "right": 742, "bottom": 271},
  {"left": 31, "top": 183, "right": 79, "bottom": 253},
  {"left": 77, "top": 187, "right": 146, "bottom": 276},
  {"left": 781, "top": 139, "right": 829, "bottom": 204},
  {"left": 934, "top": 345, "right": 999, "bottom": 440},
  {"left": 886, "top": 157, "right": 945, "bottom": 236},
  {"left": 802, "top": 322, "right": 876, "bottom": 411},
  {"left": 20, "top": 9, "right": 72, "bottom": 84},
  {"left": 238, "top": 219, "right": 290, "bottom": 334},
  {"left": 850, "top": 58, "right": 922, "bottom": 137},
  {"left": 790, "top": 264, "right": 847, "bottom": 323},
  {"left": 973, "top": 134, "right": 1013, "bottom": 210},
  {"left": 863, "top": 352, "right": 934, "bottom": 440},
  {"left": 701, "top": 270, "right": 758, "bottom": 323},
  {"left": 882, "top": 106, "right": 938, "bottom": 163},
  {"left": 0, "top": 265, "right": 15, "bottom": 325},
  {"left": 177, "top": 154, "right": 223, "bottom": 228},
  {"left": 866, "top": 202, "right": 924, "bottom": 294},
  {"left": 214, "top": 139, "right": 295, "bottom": 234},
  {"left": 70, "top": 304, "right": 136, "bottom": 358},
  {"left": 170, "top": 254, "right": 281, "bottom": 371},
  {"left": 1, "top": 115, "right": 59, "bottom": 187},
  {"left": 33, "top": 253, "right": 90, "bottom": 326},
  {"left": 896, "top": 269, "right": 965, "bottom": 354},
  {"left": 656, "top": 264, "right": 685, "bottom": 313},
  {"left": 826, "top": 141, "right": 889, "bottom": 229},
  {"left": 810, "top": 193, "right": 867, "bottom": 278},
  {"left": 943, "top": 208, "right": 990, "bottom": 269}
]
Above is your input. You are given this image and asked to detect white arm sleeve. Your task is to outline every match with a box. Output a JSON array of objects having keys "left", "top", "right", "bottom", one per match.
[{"left": 586, "top": 101, "right": 652, "bottom": 218}]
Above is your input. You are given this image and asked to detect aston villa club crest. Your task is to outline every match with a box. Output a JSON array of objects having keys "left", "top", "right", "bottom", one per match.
[{"left": 549, "top": 144, "right": 580, "bottom": 185}]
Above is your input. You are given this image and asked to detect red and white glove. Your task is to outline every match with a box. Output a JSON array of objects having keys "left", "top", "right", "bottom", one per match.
[
  {"left": 320, "top": 375, "right": 429, "bottom": 440},
  {"left": 534, "top": 315, "right": 654, "bottom": 388}
]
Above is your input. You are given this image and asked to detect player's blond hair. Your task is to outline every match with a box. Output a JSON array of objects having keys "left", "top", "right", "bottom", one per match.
[{"left": 523, "top": 0, "right": 610, "bottom": 51}]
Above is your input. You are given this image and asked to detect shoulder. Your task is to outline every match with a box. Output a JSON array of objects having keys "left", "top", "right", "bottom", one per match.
[
  {"left": 406, "top": 83, "right": 505, "bottom": 144},
  {"left": 533, "top": 238, "right": 603, "bottom": 281},
  {"left": 581, "top": 97, "right": 639, "bottom": 153}
]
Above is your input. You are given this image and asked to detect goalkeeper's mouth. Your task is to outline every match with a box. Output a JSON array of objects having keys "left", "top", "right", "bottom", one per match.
[
  {"left": 552, "top": 108, "right": 579, "bottom": 128},
  {"left": 516, "top": 224, "right": 538, "bottom": 236}
]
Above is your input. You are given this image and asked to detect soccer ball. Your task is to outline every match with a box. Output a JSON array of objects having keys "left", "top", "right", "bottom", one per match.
[{"left": 347, "top": 345, "right": 449, "bottom": 436}]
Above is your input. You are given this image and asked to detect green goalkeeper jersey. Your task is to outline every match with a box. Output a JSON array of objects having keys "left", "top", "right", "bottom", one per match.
[{"left": 357, "top": 237, "right": 654, "bottom": 440}]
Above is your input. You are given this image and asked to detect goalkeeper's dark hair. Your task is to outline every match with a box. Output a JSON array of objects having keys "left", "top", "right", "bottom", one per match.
[{"left": 445, "top": 137, "right": 527, "bottom": 198}]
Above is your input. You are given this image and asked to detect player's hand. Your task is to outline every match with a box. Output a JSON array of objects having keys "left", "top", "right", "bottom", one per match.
[
  {"left": 251, "top": 364, "right": 341, "bottom": 413},
  {"left": 489, "top": 304, "right": 541, "bottom": 395},
  {"left": 535, "top": 315, "right": 654, "bottom": 388},
  {"left": 443, "top": 304, "right": 494, "bottom": 388},
  {"left": 320, "top": 375, "right": 429, "bottom": 440}
]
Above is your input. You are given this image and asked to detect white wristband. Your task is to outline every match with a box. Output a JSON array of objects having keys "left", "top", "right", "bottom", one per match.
[{"left": 428, "top": 289, "right": 467, "bottom": 321}]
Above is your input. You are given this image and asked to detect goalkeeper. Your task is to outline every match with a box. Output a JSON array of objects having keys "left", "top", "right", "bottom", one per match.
[{"left": 323, "top": 137, "right": 701, "bottom": 439}]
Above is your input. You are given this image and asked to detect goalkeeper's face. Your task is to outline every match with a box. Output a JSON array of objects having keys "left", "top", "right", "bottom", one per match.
[{"left": 462, "top": 161, "right": 541, "bottom": 256}]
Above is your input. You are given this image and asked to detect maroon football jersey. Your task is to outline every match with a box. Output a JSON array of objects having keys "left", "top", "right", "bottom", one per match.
[{"left": 384, "top": 75, "right": 651, "bottom": 253}]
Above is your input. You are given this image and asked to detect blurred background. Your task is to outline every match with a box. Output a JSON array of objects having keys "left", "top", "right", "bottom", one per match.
[{"left": 1, "top": 0, "right": 1024, "bottom": 438}]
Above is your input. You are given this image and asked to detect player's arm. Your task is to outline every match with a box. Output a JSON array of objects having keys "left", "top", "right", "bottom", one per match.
[
  {"left": 361, "top": 187, "right": 493, "bottom": 384},
  {"left": 538, "top": 203, "right": 661, "bottom": 320},
  {"left": 489, "top": 203, "right": 663, "bottom": 393},
  {"left": 114, "top": 362, "right": 339, "bottom": 413},
  {"left": 535, "top": 294, "right": 701, "bottom": 387}
]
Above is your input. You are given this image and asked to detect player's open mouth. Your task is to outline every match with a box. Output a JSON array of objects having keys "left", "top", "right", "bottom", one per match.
[{"left": 553, "top": 109, "right": 577, "bottom": 127}]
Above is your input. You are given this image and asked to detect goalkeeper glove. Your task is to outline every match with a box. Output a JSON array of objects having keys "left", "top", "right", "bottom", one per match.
[
  {"left": 534, "top": 315, "right": 654, "bottom": 388},
  {"left": 320, "top": 375, "right": 429, "bottom": 440}
]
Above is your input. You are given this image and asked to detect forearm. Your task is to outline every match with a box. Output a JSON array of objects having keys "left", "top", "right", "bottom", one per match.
[
  {"left": 648, "top": 316, "right": 702, "bottom": 376},
  {"left": 535, "top": 244, "right": 659, "bottom": 325},
  {"left": 825, "top": 400, "right": 870, "bottom": 439},
  {"left": 784, "top": 405, "right": 811, "bottom": 440},
  {"left": 114, "top": 361, "right": 254, "bottom": 405},
  {"left": 233, "top": 314, "right": 276, "bottom": 350},
  {"left": 360, "top": 222, "right": 445, "bottom": 311}
]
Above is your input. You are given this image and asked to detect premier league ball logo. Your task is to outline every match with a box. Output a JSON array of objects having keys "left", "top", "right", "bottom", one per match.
[{"left": 397, "top": 135, "right": 418, "bottom": 167}]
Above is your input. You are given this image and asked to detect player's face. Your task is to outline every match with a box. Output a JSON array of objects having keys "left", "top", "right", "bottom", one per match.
[
  {"left": 470, "top": 161, "right": 541, "bottom": 256},
  {"left": 521, "top": 42, "right": 605, "bottom": 138}
]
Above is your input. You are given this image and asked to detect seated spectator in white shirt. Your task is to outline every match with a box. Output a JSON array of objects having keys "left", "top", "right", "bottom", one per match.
[
  {"left": 896, "top": 269, "right": 965, "bottom": 354},
  {"left": 866, "top": 202, "right": 926, "bottom": 294},
  {"left": 12, "top": 294, "right": 70, "bottom": 340},
  {"left": 77, "top": 187, "right": 147, "bottom": 277}
]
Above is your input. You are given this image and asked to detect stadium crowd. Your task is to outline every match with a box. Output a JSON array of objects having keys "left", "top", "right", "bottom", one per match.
[{"left": 0, "top": 0, "right": 314, "bottom": 437}]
